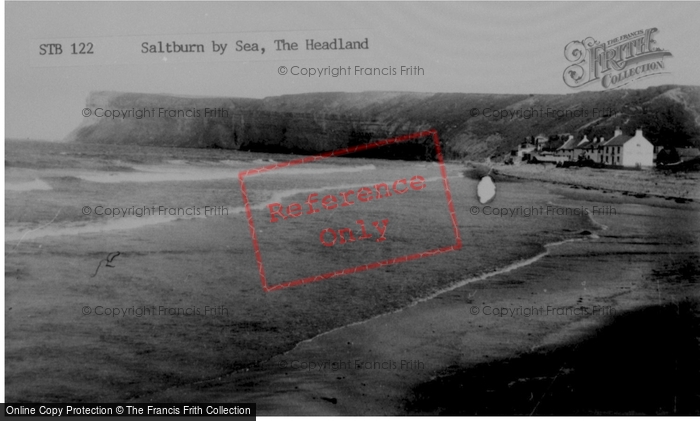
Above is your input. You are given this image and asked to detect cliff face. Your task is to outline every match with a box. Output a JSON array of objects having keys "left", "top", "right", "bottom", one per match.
[
  {"left": 68, "top": 86, "right": 700, "bottom": 160},
  {"left": 232, "top": 92, "right": 439, "bottom": 159},
  {"left": 66, "top": 91, "right": 258, "bottom": 149}
]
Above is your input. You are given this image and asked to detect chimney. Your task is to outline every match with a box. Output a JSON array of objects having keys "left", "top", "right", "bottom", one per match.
[
  {"left": 614, "top": 127, "right": 622, "bottom": 137},
  {"left": 636, "top": 128, "right": 643, "bottom": 136},
  {"left": 599, "top": 136, "right": 605, "bottom": 144}
]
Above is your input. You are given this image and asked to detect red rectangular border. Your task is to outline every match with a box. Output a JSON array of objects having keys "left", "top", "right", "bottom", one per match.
[{"left": 238, "top": 129, "right": 462, "bottom": 292}]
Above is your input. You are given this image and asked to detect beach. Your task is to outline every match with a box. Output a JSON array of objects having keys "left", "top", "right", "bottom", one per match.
[
  {"left": 133, "top": 185, "right": 700, "bottom": 415},
  {"left": 5, "top": 140, "right": 699, "bottom": 414},
  {"left": 487, "top": 162, "right": 700, "bottom": 201}
]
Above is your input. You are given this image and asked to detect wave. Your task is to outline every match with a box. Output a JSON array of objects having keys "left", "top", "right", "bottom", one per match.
[
  {"left": 6, "top": 173, "right": 445, "bottom": 241},
  {"left": 75, "top": 164, "right": 377, "bottom": 184},
  {"left": 264, "top": 164, "right": 376, "bottom": 176},
  {"left": 546, "top": 201, "right": 610, "bottom": 232},
  {"left": 5, "top": 210, "right": 238, "bottom": 242},
  {"left": 6, "top": 179, "right": 52, "bottom": 192},
  {"left": 275, "top": 199, "right": 609, "bottom": 353},
  {"left": 178, "top": 229, "right": 599, "bottom": 390},
  {"left": 284, "top": 236, "right": 587, "bottom": 354}
]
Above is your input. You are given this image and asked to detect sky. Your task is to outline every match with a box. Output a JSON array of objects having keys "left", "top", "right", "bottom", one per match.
[{"left": 6, "top": 1, "right": 700, "bottom": 140}]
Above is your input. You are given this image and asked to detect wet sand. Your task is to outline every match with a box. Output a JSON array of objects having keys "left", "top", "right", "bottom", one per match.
[
  {"left": 485, "top": 162, "right": 700, "bottom": 201},
  {"left": 8, "top": 142, "right": 581, "bottom": 403},
  {"left": 5, "top": 141, "right": 699, "bottom": 413},
  {"left": 133, "top": 190, "right": 700, "bottom": 415}
]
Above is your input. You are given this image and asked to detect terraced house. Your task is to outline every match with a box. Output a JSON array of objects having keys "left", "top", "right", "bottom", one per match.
[{"left": 602, "top": 128, "right": 654, "bottom": 167}]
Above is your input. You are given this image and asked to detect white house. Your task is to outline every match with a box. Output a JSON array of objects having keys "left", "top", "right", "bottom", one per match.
[{"left": 603, "top": 128, "right": 654, "bottom": 167}]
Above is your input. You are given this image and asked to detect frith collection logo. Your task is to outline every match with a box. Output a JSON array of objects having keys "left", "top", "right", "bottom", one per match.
[{"left": 563, "top": 28, "right": 672, "bottom": 90}]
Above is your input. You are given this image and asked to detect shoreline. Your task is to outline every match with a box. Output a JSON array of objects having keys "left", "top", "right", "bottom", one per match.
[
  {"left": 7, "top": 152, "right": 592, "bottom": 403},
  {"left": 128, "top": 224, "right": 589, "bottom": 404},
  {"left": 132, "top": 184, "right": 699, "bottom": 415},
  {"left": 463, "top": 161, "right": 699, "bottom": 202},
  {"left": 131, "top": 235, "right": 597, "bottom": 410},
  {"left": 135, "top": 229, "right": 697, "bottom": 414},
  {"left": 6, "top": 144, "right": 698, "bottom": 410}
]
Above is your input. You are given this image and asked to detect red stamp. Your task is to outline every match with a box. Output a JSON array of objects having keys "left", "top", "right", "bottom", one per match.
[{"left": 238, "top": 129, "right": 461, "bottom": 292}]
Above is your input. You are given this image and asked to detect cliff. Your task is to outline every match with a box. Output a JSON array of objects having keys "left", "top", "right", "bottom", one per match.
[
  {"left": 65, "top": 91, "right": 259, "bottom": 149},
  {"left": 67, "top": 86, "right": 700, "bottom": 160}
]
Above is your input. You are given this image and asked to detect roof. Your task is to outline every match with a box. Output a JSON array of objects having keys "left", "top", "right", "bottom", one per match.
[
  {"left": 557, "top": 137, "right": 578, "bottom": 150},
  {"left": 603, "top": 134, "right": 633, "bottom": 147},
  {"left": 678, "top": 148, "right": 700, "bottom": 159},
  {"left": 530, "top": 154, "right": 567, "bottom": 162},
  {"left": 575, "top": 139, "right": 591, "bottom": 149},
  {"left": 583, "top": 142, "right": 603, "bottom": 150}
]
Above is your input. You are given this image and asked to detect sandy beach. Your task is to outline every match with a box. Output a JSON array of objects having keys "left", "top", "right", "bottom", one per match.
[
  {"left": 486, "top": 162, "right": 700, "bottom": 201},
  {"left": 5, "top": 141, "right": 699, "bottom": 414},
  {"left": 133, "top": 187, "right": 700, "bottom": 415}
]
